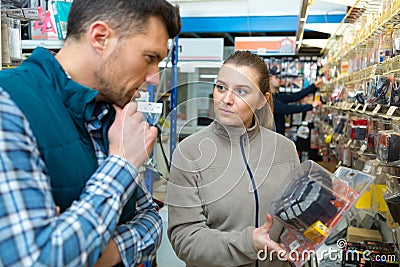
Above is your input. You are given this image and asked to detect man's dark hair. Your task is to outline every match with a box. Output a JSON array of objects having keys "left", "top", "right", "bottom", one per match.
[{"left": 66, "top": 0, "right": 181, "bottom": 40}]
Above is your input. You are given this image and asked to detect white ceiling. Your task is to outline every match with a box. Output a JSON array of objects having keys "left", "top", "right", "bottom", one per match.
[
  {"left": 167, "top": 0, "right": 353, "bottom": 55},
  {"left": 169, "top": 0, "right": 347, "bottom": 17}
]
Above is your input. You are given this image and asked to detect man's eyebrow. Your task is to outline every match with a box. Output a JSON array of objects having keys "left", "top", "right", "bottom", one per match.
[
  {"left": 154, "top": 53, "right": 163, "bottom": 60},
  {"left": 145, "top": 51, "right": 163, "bottom": 61}
]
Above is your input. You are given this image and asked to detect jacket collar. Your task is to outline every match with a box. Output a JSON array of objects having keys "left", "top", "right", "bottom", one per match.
[
  {"left": 212, "top": 118, "right": 260, "bottom": 143},
  {"left": 26, "top": 47, "right": 99, "bottom": 124}
]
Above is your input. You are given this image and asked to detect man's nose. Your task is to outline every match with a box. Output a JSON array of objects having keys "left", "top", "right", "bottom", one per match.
[{"left": 146, "top": 69, "right": 160, "bottom": 85}]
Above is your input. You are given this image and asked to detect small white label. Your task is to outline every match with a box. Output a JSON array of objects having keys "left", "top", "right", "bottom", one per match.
[
  {"left": 362, "top": 105, "right": 368, "bottom": 112},
  {"left": 372, "top": 104, "right": 381, "bottom": 114},
  {"left": 360, "top": 144, "right": 367, "bottom": 153},
  {"left": 363, "top": 164, "right": 372, "bottom": 173},
  {"left": 376, "top": 166, "right": 382, "bottom": 175},
  {"left": 346, "top": 139, "right": 352, "bottom": 146},
  {"left": 289, "top": 239, "right": 301, "bottom": 251},
  {"left": 137, "top": 102, "right": 163, "bottom": 114},
  {"left": 387, "top": 106, "right": 398, "bottom": 116}
]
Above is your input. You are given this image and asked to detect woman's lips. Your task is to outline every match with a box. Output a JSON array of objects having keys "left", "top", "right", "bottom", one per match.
[{"left": 219, "top": 108, "right": 234, "bottom": 114}]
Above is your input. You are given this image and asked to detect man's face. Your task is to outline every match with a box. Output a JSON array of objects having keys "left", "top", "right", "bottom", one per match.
[{"left": 94, "top": 16, "right": 169, "bottom": 107}]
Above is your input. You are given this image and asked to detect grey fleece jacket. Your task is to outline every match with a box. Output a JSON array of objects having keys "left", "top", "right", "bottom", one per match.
[{"left": 167, "top": 121, "right": 300, "bottom": 267}]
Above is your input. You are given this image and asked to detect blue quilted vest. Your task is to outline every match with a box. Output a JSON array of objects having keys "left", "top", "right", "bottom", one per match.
[{"left": 0, "top": 47, "right": 136, "bottom": 224}]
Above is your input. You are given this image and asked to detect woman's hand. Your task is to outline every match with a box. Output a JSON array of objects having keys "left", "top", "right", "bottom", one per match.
[{"left": 252, "top": 214, "right": 290, "bottom": 261}]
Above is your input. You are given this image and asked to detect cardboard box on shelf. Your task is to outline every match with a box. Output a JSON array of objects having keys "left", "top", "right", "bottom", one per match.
[
  {"left": 346, "top": 226, "right": 383, "bottom": 243},
  {"left": 316, "top": 161, "right": 337, "bottom": 173}
]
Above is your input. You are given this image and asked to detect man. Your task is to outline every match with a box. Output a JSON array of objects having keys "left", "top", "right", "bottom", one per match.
[
  {"left": 270, "top": 66, "right": 323, "bottom": 135},
  {"left": 0, "top": 0, "right": 181, "bottom": 266}
]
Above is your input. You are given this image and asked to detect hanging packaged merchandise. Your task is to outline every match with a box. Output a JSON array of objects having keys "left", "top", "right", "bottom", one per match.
[
  {"left": 366, "top": 74, "right": 392, "bottom": 106},
  {"left": 377, "top": 131, "right": 390, "bottom": 162},
  {"left": 334, "top": 115, "right": 347, "bottom": 134},
  {"left": 382, "top": 29, "right": 394, "bottom": 61},
  {"left": 330, "top": 85, "right": 343, "bottom": 102},
  {"left": 384, "top": 174, "right": 400, "bottom": 224},
  {"left": 371, "top": 120, "right": 392, "bottom": 155},
  {"left": 347, "top": 119, "right": 368, "bottom": 140},
  {"left": 376, "top": 130, "right": 400, "bottom": 164},
  {"left": 350, "top": 140, "right": 363, "bottom": 170},
  {"left": 270, "top": 161, "right": 375, "bottom": 267},
  {"left": 388, "top": 133, "right": 400, "bottom": 163},
  {"left": 367, "top": 117, "right": 378, "bottom": 153},
  {"left": 327, "top": 113, "right": 334, "bottom": 127},
  {"left": 355, "top": 92, "right": 365, "bottom": 104},
  {"left": 7, "top": 18, "right": 22, "bottom": 63},
  {"left": 297, "top": 121, "right": 310, "bottom": 139},
  {"left": 338, "top": 141, "right": 352, "bottom": 167},
  {"left": 390, "top": 77, "right": 400, "bottom": 107},
  {"left": 393, "top": 29, "right": 400, "bottom": 56}
]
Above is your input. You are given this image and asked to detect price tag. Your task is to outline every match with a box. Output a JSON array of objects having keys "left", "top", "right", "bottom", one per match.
[
  {"left": 360, "top": 144, "right": 367, "bottom": 153},
  {"left": 376, "top": 166, "right": 382, "bottom": 175},
  {"left": 362, "top": 104, "right": 368, "bottom": 112},
  {"left": 354, "top": 104, "right": 362, "bottom": 111},
  {"left": 386, "top": 106, "right": 398, "bottom": 116},
  {"left": 372, "top": 104, "right": 381, "bottom": 114},
  {"left": 289, "top": 240, "right": 301, "bottom": 251},
  {"left": 363, "top": 164, "right": 372, "bottom": 173}
]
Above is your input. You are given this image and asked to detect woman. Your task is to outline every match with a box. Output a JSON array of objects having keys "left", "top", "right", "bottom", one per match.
[{"left": 167, "top": 51, "right": 300, "bottom": 267}]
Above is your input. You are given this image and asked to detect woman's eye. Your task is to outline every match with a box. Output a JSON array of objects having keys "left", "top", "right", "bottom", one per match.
[
  {"left": 216, "top": 84, "right": 227, "bottom": 91},
  {"left": 236, "top": 89, "right": 247, "bottom": 95}
]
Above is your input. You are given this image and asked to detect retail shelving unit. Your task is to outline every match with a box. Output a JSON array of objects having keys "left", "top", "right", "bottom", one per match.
[
  {"left": 21, "top": 39, "right": 63, "bottom": 50},
  {"left": 318, "top": 0, "right": 400, "bottom": 258}
]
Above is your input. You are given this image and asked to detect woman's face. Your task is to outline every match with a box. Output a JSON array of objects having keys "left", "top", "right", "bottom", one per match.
[
  {"left": 213, "top": 64, "right": 268, "bottom": 128},
  {"left": 270, "top": 75, "right": 281, "bottom": 90}
]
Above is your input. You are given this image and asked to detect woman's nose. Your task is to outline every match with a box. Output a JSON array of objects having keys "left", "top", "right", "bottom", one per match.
[{"left": 223, "top": 90, "right": 234, "bottom": 105}]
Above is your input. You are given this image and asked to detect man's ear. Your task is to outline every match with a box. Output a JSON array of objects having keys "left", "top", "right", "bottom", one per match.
[
  {"left": 257, "top": 92, "right": 270, "bottom": 110},
  {"left": 89, "top": 21, "right": 112, "bottom": 53}
]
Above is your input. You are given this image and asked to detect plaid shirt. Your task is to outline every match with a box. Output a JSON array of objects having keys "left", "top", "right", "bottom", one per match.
[{"left": 0, "top": 88, "right": 161, "bottom": 266}]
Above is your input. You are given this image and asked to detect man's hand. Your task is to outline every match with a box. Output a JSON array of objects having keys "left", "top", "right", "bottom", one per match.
[
  {"left": 252, "top": 214, "right": 290, "bottom": 260},
  {"left": 312, "top": 100, "right": 322, "bottom": 108},
  {"left": 94, "top": 239, "right": 121, "bottom": 267},
  {"left": 108, "top": 102, "right": 158, "bottom": 169}
]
